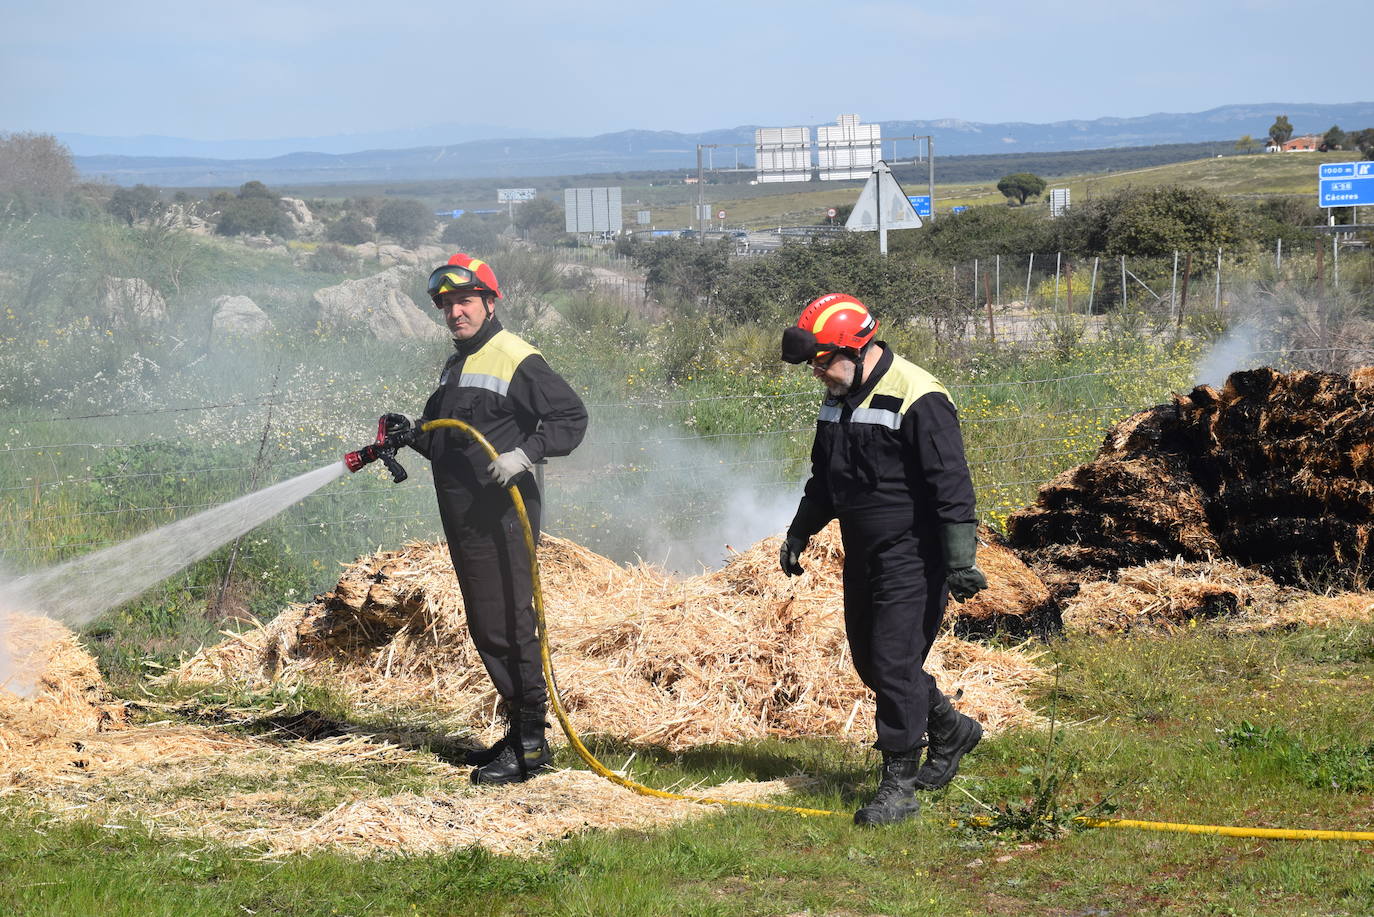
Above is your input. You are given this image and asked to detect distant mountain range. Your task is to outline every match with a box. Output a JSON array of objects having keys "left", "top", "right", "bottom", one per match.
[{"left": 72, "top": 102, "right": 1374, "bottom": 188}]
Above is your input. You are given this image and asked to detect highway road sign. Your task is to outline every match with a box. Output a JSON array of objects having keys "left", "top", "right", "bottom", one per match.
[
  {"left": 1319, "top": 161, "right": 1374, "bottom": 207},
  {"left": 906, "top": 195, "right": 932, "bottom": 216},
  {"left": 497, "top": 188, "right": 537, "bottom": 202},
  {"left": 951, "top": 205, "right": 968, "bottom": 214},
  {"left": 717, "top": 210, "right": 726, "bottom": 219},
  {"left": 827, "top": 208, "right": 837, "bottom": 218}
]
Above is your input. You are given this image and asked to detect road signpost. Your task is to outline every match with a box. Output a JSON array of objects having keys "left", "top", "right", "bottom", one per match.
[
  {"left": 906, "top": 195, "right": 932, "bottom": 217},
  {"left": 1318, "top": 162, "right": 1374, "bottom": 208}
]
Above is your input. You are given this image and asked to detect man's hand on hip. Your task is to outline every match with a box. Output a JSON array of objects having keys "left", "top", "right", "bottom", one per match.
[{"left": 487, "top": 448, "right": 533, "bottom": 487}]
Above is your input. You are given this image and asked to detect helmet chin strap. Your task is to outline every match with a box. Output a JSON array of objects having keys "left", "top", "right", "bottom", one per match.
[{"left": 850, "top": 343, "right": 871, "bottom": 393}]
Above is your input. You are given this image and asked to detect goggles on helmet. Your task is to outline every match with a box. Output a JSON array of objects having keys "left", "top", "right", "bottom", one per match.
[{"left": 427, "top": 265, "right": 488, "bottom": 302}]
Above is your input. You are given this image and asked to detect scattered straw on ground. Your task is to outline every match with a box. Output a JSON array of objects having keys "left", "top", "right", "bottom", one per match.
[
  {"left": 172, "top": 523, "right": 1050, "bottom": 750},
  {"left": 2, "top": 614, "right": 820, "bottom": 857}
]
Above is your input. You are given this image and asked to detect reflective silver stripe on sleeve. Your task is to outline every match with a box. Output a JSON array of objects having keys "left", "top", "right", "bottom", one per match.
[
  {"left": 458, "top": 373, "right": 510, "bottom": 396},
  {"left": 850, "top": 406, "right": 902, "bottom": 429},
  {"left": 818, "top": 404, "right": 842, "bottom": 423}
]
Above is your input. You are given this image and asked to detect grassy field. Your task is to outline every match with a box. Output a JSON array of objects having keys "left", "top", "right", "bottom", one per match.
[
  {"left": 645, "top": 150, "right": 1359, "bottom": 229},
  {"left": 4, "top": 620, "right": 1374, "bottom": 915}
]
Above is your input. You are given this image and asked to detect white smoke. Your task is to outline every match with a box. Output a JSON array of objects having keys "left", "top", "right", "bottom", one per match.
[
  {"left": 1194, "top": 315, "right": 1263, "bottom": 388},
  {"left": 554, "top": 418, "right": 806, "bottom": 575}
]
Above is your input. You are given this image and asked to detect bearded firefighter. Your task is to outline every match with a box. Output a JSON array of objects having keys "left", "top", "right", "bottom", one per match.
[
  {"left": 779, "top": 294, "right": 987, "bottom": 825},
  {"left": 384, "top": 253, "right": 588, "bottom": 785}
]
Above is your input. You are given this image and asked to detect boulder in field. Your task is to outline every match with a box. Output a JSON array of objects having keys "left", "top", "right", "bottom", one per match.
[{"left": 311, "top": 266, "right": 446, "bottom": 342}]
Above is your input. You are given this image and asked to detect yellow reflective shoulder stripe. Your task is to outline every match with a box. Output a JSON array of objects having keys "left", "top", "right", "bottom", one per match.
[
  {"left": 851, "top": 356, "right": 950, "bottom": 426},
  {"left": 458, "top": 330, "right": 541, "bottom": 395}
]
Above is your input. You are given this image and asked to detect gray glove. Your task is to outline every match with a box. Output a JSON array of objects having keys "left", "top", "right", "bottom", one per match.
[
  {"left": 779, "top": 534, "right": 808, "bottom": 577},
  {"left": 487, "top": 447, "right": 533, "bottom": 487},
  {"left": 941, "top": 521, "right": 988, "bottom": 602}
]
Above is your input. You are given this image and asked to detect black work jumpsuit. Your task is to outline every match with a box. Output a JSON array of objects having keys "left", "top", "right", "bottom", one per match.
[
  {"left": 787, "top": 344, "right": 976, "bottom": 752},
  {"left": 410, "top": 317, "right": 588, "bottom": 713}
]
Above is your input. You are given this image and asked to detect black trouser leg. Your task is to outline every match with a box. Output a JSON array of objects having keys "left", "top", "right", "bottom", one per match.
[
  {"left": 445, "top": 486, "right": 547, "bottom": 712},
  {"left": 841, "top": 523, "right": 947, "bottom": 752}
]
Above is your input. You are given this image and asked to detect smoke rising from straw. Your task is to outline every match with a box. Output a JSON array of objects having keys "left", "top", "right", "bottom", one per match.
[{"left": 3, "top": 461, "right": 348, "bottom": 628}]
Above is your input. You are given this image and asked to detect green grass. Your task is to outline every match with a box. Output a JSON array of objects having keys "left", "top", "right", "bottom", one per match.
[{"left": 5, "top": 622, "right": 1374, "bottom": 915}]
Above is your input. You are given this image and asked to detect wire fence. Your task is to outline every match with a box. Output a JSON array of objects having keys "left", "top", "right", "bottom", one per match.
[
  {"left": 0, "top": 359, "right": 1202, "bottom": 579},
  {"left": 935, "top": 242, "right": 1374, "bottom": 349}
]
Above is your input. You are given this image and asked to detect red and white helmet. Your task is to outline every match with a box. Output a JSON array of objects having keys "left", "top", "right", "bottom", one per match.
[
  {"left": 427, "top": 253, "right": 502, "bottom": 303},
  {"left": 781, "top": 293, "right": 878, "bottom": 364}
]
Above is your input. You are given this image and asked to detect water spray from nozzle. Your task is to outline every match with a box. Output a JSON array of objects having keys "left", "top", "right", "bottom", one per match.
[{"left": 344, "top": 413, "right": 413, "bottom": 484}]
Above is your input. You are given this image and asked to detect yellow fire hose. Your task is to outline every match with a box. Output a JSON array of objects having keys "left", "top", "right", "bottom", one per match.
[{"left": 421, "top": 418, "right": 1374, "bottom": 841}]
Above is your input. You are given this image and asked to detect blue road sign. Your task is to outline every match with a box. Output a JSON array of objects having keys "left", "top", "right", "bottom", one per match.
[
  {"left": 1318, "top": 161, "right": 1374, "bottom": 207},
  {"left": 435, "top": 209, "right": 465, "bottom": 219},
  {"left": 951, "top": 205, "right": 968, "bottom": 214},
  {"left": 906, "top": 195, "right": 932, "bottom": 216}
]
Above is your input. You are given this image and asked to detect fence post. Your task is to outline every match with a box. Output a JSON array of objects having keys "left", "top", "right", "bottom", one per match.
[
  {"left": 1214, "top": 249, "right": 1222, "bottom": 313},
  {"left": 1170, "top": 251, "right": 1179, "bottom": 324},
  {"left": 1025, "top": 253, "right": 1034, "bottom": 304},
  {"left": 1276, "top": 237, "right": 1282, "bottom": 272},
  {"left": 1121, "top": 255, "right": 1127, "bottom": 311},
  {"left": 1053, "top": 251, "right": 1062, "bottom": 308},
  {"left": 1088, "top": 256, "right": 1099, "bottom": 315},
  {"left": 983, "top": 271, "right": 995, "bottom": 342},
  {"left": 1334, "top": 236, "right": 1340, "bottom": 291},
  {"left": 1065, "top": 257, "right": 1074, "bottom": 315},
  {"left": 1177, "top": 252, "right": 1193, "bottom": 332},
  {"left": 973, "top": 258, "right": 979, "bottom": 309},
  {"left": 995, "top": 254, "right": 1001, "bottom": 305}
]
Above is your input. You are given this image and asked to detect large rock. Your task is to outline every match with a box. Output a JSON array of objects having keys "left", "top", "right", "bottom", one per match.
[
  {"left": 99, "top": 277, "right": 166, "bottom": 327},
  {"left": 210, "top": 295, "right": 273, "bottom": 343},
  {"left": 280, "top": 197, "right": 313, "bottom": 227},
  {"left": 311, "top": 267, "right": 446, "bottom": 341}
]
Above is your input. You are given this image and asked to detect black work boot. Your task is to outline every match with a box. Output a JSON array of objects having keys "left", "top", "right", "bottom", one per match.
[
  {"left": 471, "top": 706, "right": 553, "bottom": 785},
  {"left": 916, "top": 692, "right": 983, "bottom": 790},
  {"left": 854, "top": 749, "right": 922, "bottom": 826},
  {"left": 464, "top": 711, "right": 516, "bottom": 767}
]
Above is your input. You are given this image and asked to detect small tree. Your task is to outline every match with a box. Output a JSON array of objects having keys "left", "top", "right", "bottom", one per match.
[
  {"left": 1353, "top": 127, "right": 1374, "bottom": 160},
  {"left": 326, "top": 215, "right": 373, "bottom": 245},
  {"left": 513, "top": 197, "right": 567, "bottom": 243},
  {"left": 0, "top": 132, "right": 78, "bottom": 215},
  {"left": 1321, "top": 125, "right": 1347, "bottom": 152},
  {"left": 1234, "top": 134, "right": 1259, "bottom": 154},
  {"left": 1269, "top": 115, "right": 1294, "bottom": 146},
  {"left": 106, "top": 184, "right": 164, "bottom": 225},
  {"left": 996, "top": 172, "right": 1047, "bottom": 206},
  {"left": 215, "top": 181, "right": 292, "bottom": 237},
  {"left": 375, "top": 198, "right": 434, "bottom": 246}
]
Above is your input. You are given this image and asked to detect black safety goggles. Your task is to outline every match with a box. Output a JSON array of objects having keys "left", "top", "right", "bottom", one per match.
[{"left": 427, "top": 265, "right": 479, "bottom": 301}]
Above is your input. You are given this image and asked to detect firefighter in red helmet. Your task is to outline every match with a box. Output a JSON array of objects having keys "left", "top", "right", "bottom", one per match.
[
  {"left": 385, "top": 253, "right": 588, "bottom": 785},
  {"left": 781, "top": 293, "right": 987, "bottom": 825}
]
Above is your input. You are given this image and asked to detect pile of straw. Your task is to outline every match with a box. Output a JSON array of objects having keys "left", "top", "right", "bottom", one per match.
[
  {"left": 1010, "top": 366, "right": 1374, "bottom": 589},
  {"left": 174, "top": 523, "right": 1050, "bottom": 749},
  {"left": 1061, "top": 557, "right": 1374, "bottom": 635}
]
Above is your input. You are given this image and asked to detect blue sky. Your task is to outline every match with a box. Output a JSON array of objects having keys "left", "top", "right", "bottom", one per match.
[{"left": 2, "top": 0, "right": 1368, "bottom": 141}]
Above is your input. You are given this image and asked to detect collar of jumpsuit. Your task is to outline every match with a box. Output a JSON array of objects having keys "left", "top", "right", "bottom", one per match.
[
  {"left": 451, "top": 312, "right": 502, "bottom": 358},
  {"left": 822, "top": 342, "right": 890, "bottom": 404}
]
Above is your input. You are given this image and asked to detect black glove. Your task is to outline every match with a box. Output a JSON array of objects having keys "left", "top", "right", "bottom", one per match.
[
  {"left": 779, "top": 534, "right": 808, "bottom": 577},
  {"left": 381, "top": 413, "right": 415, "bottom": 449},
  {"left": 941, "top": 521, "right": 988, "bottom": 602}
]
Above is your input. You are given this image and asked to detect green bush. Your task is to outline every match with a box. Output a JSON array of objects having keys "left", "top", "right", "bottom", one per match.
[
  {"left": 326, "top": 216, "right": 372, "bottom": 245},
  {"left": 375, "top": 198, "right": 434, "bottom": 245}
]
